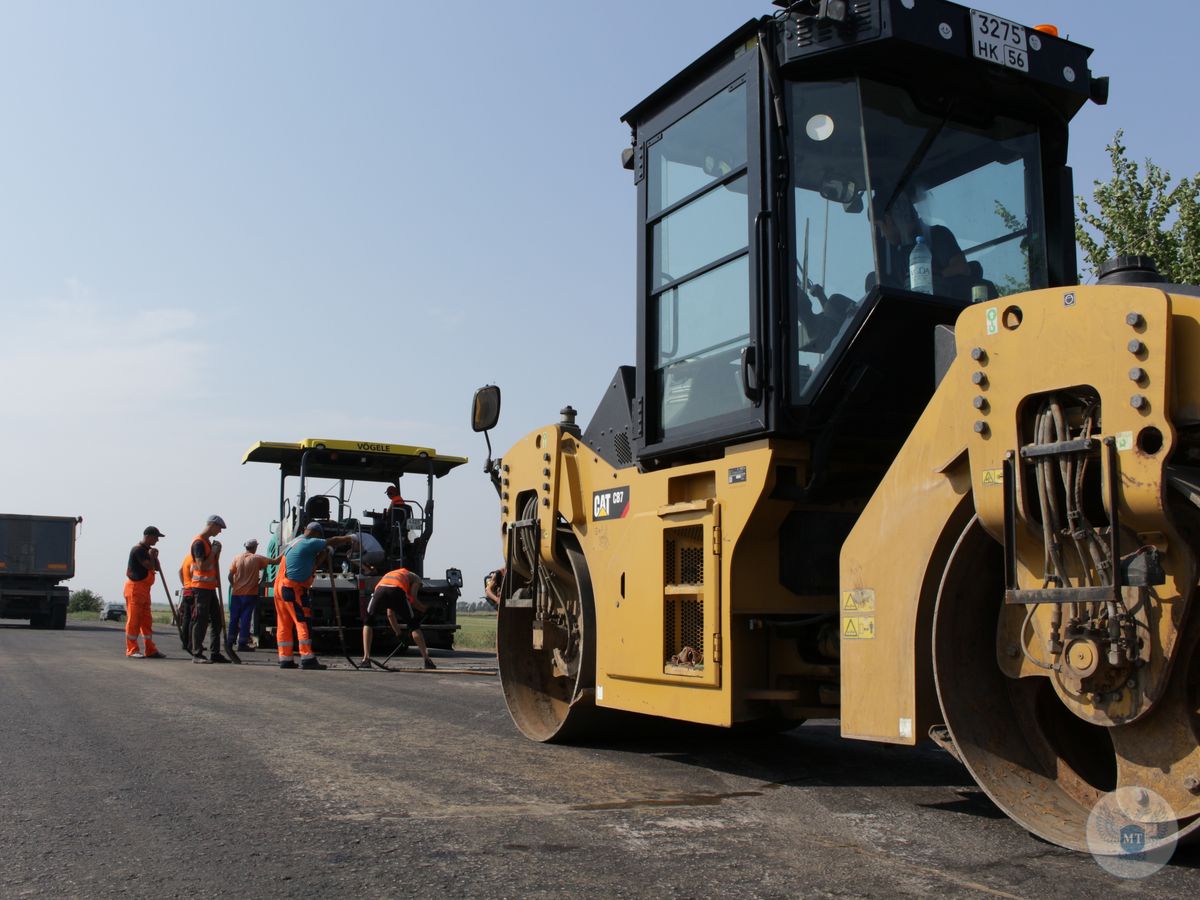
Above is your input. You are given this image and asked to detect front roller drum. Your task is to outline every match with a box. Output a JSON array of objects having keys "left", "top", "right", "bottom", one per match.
[
  {"left": 498, "top": 537, "right": 602, "bottom": 742},
  {"left": 933, "top": 517, "right": 1200, "bottom": 852}
]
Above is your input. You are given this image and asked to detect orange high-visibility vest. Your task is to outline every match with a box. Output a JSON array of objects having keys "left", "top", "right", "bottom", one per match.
[
  {"left": 187, "top": 534, "right": 219, "bottom": 590},
  {"left": 377, "top": 568, "right": 418, "bottom": 595}
]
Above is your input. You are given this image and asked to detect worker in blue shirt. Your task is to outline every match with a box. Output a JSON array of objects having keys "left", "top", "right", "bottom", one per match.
[{"left": 274, "top": 522, "right": 352, "bottom": 670}]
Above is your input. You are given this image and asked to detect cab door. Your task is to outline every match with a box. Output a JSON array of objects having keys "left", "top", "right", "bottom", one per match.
[{"left": 630, "top": 46, "right": 768, "bottom": 461}]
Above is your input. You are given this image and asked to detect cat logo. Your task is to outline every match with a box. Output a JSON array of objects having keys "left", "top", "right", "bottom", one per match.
[{"left": 592, "top": 487, "right": 631, "bottom": 521}]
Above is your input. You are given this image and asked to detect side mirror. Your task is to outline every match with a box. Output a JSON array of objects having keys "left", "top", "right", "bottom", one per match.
[{"left": 472, "top": 385, "right": 501, "bottom": 433}]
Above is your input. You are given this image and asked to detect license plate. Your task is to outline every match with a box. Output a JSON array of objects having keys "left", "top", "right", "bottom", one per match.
[{"left": 970, "top": 9, "right": 1029, "bottom": 73}]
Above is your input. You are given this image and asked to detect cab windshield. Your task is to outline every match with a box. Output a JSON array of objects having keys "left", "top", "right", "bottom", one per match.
[{"left": 788, "top": 77, "right": 1046, "bottom": 398}]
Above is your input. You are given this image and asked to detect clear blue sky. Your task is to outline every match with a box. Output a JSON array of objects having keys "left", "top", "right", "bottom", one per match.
[{"left": 0, "top": 1, "right": 1193, "bottom": 608}]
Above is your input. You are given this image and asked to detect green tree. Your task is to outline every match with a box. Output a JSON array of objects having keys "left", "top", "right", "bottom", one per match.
[
  {"left": 1076, "top": 130, "right": 1200, "bottom": 284},
  {"left": 68, "top": 588, "right": 103, "bottom": 613}
]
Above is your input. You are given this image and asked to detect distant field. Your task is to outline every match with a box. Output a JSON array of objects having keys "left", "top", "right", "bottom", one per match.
[
  {"left": 456, "top": 612, "right": 496, "bottom": 649},
  {"left": 69, "top": 608, "right": 175, "bottom": 625}
]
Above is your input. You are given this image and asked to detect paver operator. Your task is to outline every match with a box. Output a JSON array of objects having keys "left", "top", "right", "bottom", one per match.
[{"left": 123, "top": 526, "right": 167, "bottom": 659}]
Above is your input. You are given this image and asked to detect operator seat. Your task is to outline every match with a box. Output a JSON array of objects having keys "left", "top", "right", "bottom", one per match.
[{"left": 303, "top": 495, "right": 340, "bottom": 536}]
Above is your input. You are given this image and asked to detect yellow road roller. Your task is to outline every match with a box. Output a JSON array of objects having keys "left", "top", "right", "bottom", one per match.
[{"left": 471, "top": 0, "right": 1200, "bottom": 852}]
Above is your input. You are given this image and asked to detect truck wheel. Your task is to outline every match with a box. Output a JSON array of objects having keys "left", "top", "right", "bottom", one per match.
[
  {"left": 29, "top": 613, "right": 49, "bottom": 629},
  {"left": 51, "top": 605, "right": 67, "bottom": 630}
]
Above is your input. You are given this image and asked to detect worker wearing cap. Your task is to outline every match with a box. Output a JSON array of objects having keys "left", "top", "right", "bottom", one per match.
[
  {"left": 385, "top": 485, "right": 406, "bottom": 507},
  {"left": 188, "top": 515, "right": 228, "bottom": 664},
  {"left": 123, "top": 526, "right": 167, "bottom": 659},
  {"left": 274, "top": 523, "right": 352, "bottom": 670},
  {"left": 360, "top": 567, "right": 436, "bottom": 669},
  {"left": 227, "top": 538, "right": 280, "bottom": 652}
]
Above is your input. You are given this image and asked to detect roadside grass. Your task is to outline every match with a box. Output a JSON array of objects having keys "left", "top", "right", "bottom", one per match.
[
  {"left": 69, "top": 608, "right": 176, "bottom": 625},
  {"left": 456, "top": 612, "right": 496, "bottom": 650}
]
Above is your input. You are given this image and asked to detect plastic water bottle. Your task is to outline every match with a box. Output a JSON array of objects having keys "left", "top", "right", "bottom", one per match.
[{"left": 909, "top": 235, "right": 933, "bottom": 294}]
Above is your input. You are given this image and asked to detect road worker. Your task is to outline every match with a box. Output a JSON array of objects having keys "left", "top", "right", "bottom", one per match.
[
  {"left": 123, "top": 526, "right": 167, "bottom": 658},
  {"left": 360, "top": 567, "right": 436, "bottom": 669},
  {"left": 227, "top": 538, "right": 279, "bottom": 652},
  {"left": 274, "top": 522, "right": 352, "bottom": 670},
  {"left": 483, "top": 567, "right": 505, "bottom": 610},
  {"left": 188, "top": 515, "right": 228, "bottom": 664},
  {"left": 385, "top": 484, "right": 406, "bottom": 508}
]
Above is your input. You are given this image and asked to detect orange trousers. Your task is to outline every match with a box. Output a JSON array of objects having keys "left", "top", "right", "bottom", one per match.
[
  {"left": 274, "top": 575, "right": 316, "bottom": 661},
  {"left": 123, "top": 580, "right": 159, "bottom": 656}
]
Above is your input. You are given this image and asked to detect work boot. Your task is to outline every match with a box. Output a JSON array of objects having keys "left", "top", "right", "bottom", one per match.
[
  {"left": 299, "top": 658, "right": 327, "bottom": 671},
  {"left": 278, "top": 659, "right": 298, "bottom": 669},
  {"left": 210, "top": 653, "right": 231, "bottom": 664},
  {"left": 423, "top": 658, "right": 437, "bottom": 670},
  {"left": 192, "top": 654, "right": 212, "bottom": 664},
  {"left": 237, "top": 644, "right": 254, "bottom": 652},
  {"left": 127, "top": 650, "right": 145, "bottom": 659},
  {"left": 146, "top": 650, "right": 166, "bottom": 659}
]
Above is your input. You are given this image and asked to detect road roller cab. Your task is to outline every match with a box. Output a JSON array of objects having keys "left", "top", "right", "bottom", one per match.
[{"left": 473, "top": 0, "right": 1200, "bottom": 853}]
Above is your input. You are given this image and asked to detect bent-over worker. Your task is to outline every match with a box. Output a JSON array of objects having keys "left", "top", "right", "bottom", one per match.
[
  {"left": 274, "top": 523, "right": 352, "bottom": 670},
  {"left": 360, "top": 567, "right": 436, "bottom": 669}
]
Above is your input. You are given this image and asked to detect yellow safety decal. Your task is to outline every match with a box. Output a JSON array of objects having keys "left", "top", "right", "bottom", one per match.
[
  {"left": 1115, "top": 431, "right": 1134, "bottom": 452},
  {"left": 981, "top": 467, "right": 1004, "bottom": 486},
  {"left": 843, "top": 616, "right": 875, "bottom": 640},
  {"left": 985, "top": 306, "right": 999, "bottom": 336},
  {"left": 842, "top": 589, "right": 875, "bottom": 612}
]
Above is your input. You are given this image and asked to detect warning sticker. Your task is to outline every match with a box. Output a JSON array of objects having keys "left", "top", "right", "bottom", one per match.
[
  {"left": 842, "top": 589, "right": 875, "bottom": 612},
  {"left": 981, "top": 467, "right": 1004, "bottom": 486},
  {"left": 843, "top": 616, "right": 876, "bottom": 640},
  {"left": 985, "top": 306, "right": 999, "bottom": 336},
  {"left": 1115, "top": 431, "right": 1134, "bottom": 452}
]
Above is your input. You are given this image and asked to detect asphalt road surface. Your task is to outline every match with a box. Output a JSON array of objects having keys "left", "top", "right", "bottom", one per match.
[{"left": 2, "top": 621, "right": 1197, "bottom": 898}]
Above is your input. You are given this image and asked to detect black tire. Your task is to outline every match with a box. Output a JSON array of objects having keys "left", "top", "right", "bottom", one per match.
[
  {"left": 50, "top": 605, "right": 67, "bottom": 630},
  {"left": 29, "top": 613, "right": 49, "bottom": 629}
]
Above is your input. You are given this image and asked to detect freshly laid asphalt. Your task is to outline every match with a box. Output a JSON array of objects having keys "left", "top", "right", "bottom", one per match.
[{"left": 1, "top": 621, "right": 1196, "bottom": 898}]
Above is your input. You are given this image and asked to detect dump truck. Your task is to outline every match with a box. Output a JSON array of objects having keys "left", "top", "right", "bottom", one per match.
[
  {"left": 242, "top": 439, "right": 465, "bottom": 655},
  {"left": 470, "top": 0, "right": 1200, "bottom": 853},
  {"left": 0, "top": 513, "right": 82, "bottom": 629}
]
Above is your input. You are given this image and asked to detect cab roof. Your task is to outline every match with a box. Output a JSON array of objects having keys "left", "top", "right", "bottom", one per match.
[{"left": 241, "top": 438, "right": 468, "bottom": 481}]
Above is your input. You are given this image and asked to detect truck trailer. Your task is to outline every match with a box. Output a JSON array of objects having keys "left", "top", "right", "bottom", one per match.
[{"left": 0, "top": 513, "right": 81, "bottom": 629}]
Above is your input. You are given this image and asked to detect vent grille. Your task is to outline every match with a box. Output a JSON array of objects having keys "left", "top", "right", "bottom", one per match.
[
  {"left": 664, "top": 525, "right": 703, "bottom": 586},
  {"left": 664, "top": 597, "right": 704, "bottom": 665},
  {"left": 794, "top": 0, "right": 876, "bottom": 48},
  {"left": 614, "top": 431, "right": 632, "bottom": 466}
]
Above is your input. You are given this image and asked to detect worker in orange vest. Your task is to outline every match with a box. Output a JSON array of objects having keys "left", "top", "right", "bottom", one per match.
[
  {"left": 188, "top": 515, "right": 227, "bottom": 664},
  {"left": 385, "top": 484, "right": 406, "bottom": 507},
  {"left": 361, "top": 566, "right": 436, "bottom": 669},
  {"left": 274, "top": 522, "right": 353, "bottom": 670},
  {"left": 123, "top": 526, "right": 167, "bottom": 658}
]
